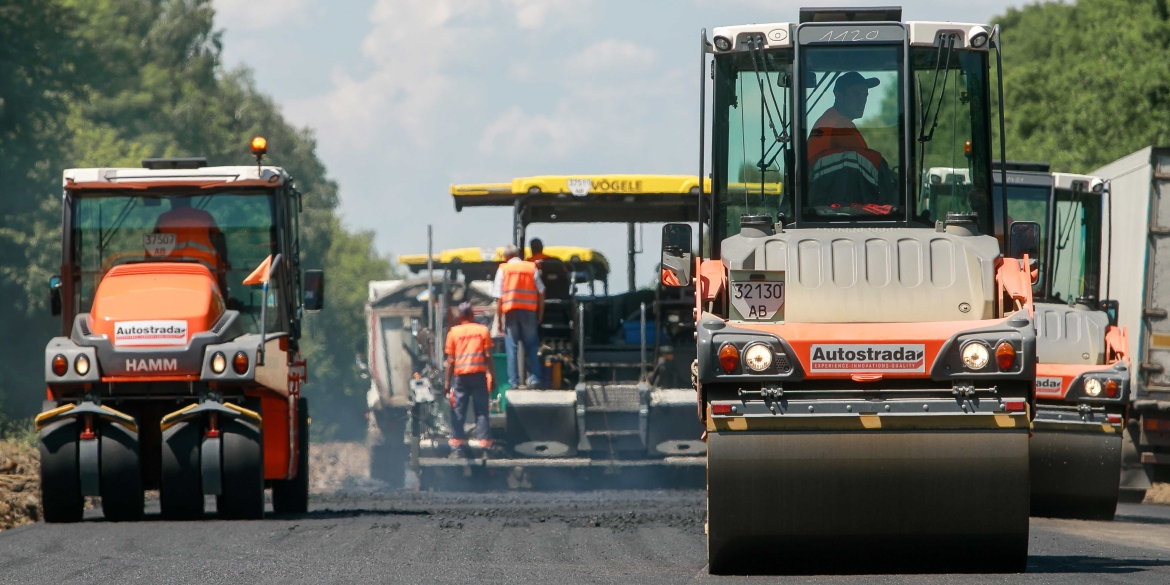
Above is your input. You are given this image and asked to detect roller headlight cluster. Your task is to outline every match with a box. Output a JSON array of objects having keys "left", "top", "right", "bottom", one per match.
[
  {"left": 74, "top": 354, "right": 90, "bottom": 376},
  {"left": 961, "top": 342, "right": 990, "bottom": 370},
  {"left": 743, "top": 344, "right": 773, "bottom": 372},
  {"left": 210, "top": 352, "right": 227, "bottom": 374},
  {"left": 1084, "top": 378, "right": 1103, "bottom": 397}
]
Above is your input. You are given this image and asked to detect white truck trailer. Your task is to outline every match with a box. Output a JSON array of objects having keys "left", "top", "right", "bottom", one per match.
[{"left": 1093, "top": 146, "right": 1170, "bottom": 500}]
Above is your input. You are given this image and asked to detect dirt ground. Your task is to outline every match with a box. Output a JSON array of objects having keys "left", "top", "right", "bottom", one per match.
[{"left": 0, "top": 442, "right": 41, "bottom": 530}]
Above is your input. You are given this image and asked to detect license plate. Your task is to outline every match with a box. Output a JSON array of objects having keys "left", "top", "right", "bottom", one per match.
[
  {"left": 730, "top": 275, "right": 785, "bottom": 321},
  {"left": 144, "top": 233, "right": 176, "bottom": 257}
]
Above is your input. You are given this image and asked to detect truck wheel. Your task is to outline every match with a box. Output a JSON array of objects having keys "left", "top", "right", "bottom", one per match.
[
  {"left": 39, "top": 418, "right": 84, "bottom": 523},
  {"left": 99, "top": 420, "right": 143, "bottom": 521},
  {"left": 369, "top": 408, "right": 408, "bottom": 489},
  {"left": 272, "top": 398, "right": 310, "bottom": 514},
  {"left": 218, "top": 418, "right": 264, "bottom": 520},
  {"left": 161, "top": 420, "right": 204, "bottom": 520}
]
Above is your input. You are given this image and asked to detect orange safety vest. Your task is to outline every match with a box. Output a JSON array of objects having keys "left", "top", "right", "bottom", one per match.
[
  {"left": 446, "top": 322, "right": 492, "bottom": 375},
  {"left": 499, "top": 261, "right": 539, "bottom": 313},
  {"left": 807, "top": 107, "right": 883, "bottom": 189},
  {"left": 153, "top": 207, "right": 225, "bottom": 273}
]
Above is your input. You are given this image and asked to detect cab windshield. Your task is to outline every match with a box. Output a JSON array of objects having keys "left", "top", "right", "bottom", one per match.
[
  {"left": 1050, "top": 188, "right": 1102, "bottom": 302},
  {"left": 70, "top": 191, "right": 280, "bottom": 332},
  {"left": 799, "top": 44, "right": 903, "bottom": 221}
]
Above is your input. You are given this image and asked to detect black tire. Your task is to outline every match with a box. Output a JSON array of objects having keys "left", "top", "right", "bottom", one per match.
[
  {"left": 369, "top": 407, "right": 408, "bottom": 489},
  {"left": 99, "top": 421, "right": 143, "bottom": 521},
  {"left": 160, "top": 420, "right": 204, "bottom": 520},
  {"left": 272, "top": 398, "right": 310, "bottom": 514},
  {"left": 39, "top": 418, "right": 84, "bottom": 523},
  {"left": 218, "top": 418, "right": 264, "bottom": 520}
]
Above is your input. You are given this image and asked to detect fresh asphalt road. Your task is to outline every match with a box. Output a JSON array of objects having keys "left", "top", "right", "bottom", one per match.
[{"left": 1, "top": 489, "right": 1169, "bottom": 584}]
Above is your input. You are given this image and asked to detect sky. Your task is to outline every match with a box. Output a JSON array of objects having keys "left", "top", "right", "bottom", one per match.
[{"left": 212, "top": 0, "right": 1021, "bottom": 291}]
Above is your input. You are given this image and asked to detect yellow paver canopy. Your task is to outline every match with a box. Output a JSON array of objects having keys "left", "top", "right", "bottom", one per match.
[{"left": 450, "top": 175, "right": 711, "bottom": 224}]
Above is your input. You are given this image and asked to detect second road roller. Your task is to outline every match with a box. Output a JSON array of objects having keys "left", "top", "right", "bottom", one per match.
[{"left": 665, "top": 7, "right": 1036, "bottom": 574}]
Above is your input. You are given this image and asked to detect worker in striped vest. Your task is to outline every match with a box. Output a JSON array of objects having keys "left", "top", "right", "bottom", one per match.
[
  {"left": 444, "top": 302, "right": 495, "bottom": 458},
  {"left": 492, "top": 244, "right": 545, "bottom": 388}
]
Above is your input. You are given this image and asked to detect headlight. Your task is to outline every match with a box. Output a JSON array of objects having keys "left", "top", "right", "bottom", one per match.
[
  {"left": 961, "top": 342, "right": 990, "bottom": 370},
  {"left": 1105, "top": 379, "right": 1119, "bottom": 398},
  {"left": 718, "top": 343, "right": 739, "bottom": 373},
  {"left": 743, "top": 344, "right": 773, "bottom": 372},
  {"left": 994, "top": 341, "right": 1016, "bottom": 370},
  {"left": 74, "top": 354, "right": 90, "bottom": 376},
  {"left": 232, "top": 351, "right": 249, "bottom": 374},
  {"left": 211, "top": 351, "right": 226, "bottom": 374},
  {"left": 713, "top": 36, "right": 732, "bottom": 51},
  {"left": 51, "top": 354, "right": 68, "bottom": 377},
  {"left": 1084, "top": 378, "right": 1102, "bottom": 397}
]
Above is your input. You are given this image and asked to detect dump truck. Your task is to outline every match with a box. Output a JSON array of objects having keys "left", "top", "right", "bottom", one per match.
[
  {"left": 1093, "top": 146, "right": 1170, "bottom": 502},
  {"left": 673, "top": 8, "right": 1036, "bottom": 573},
  {"left": 38, "top": 140, "right": 322, "bottom": 521},
  {"left": 442, "top": 176, "right": 707, "bottom": 475},
  {"left": 992, "top": 164, "right": 1129, "bottom": 519}
]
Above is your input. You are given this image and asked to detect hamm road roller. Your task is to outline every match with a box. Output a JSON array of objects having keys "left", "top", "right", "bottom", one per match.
[
  {"left": 993, "top": 165, "right": 1129, "bottom": 520},
  {"left": 669, "top": 8, "right": 1036, "bottom": 574},
  {"left": 38, "top": 139, "right": 323, "bottom": 521}
]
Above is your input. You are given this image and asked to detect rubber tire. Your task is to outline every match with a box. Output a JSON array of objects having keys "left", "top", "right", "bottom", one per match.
[
  {"left": 39, "top": 418, "right": 84, "bottom": 523},
  {"left": 218, "top": 418, "right": 264, "bottom": 520},
  {"left": 369, "top": 407, "right": 408, "bottom": 489},
  {"left": 99, "top": 421, "right": 143, "bottom": 521},
  {"left": 272, "top": 398, "right": 310, "bottom": 514},
  {"left": 160, "top": 420, "right": 204, "bottom": 520}
]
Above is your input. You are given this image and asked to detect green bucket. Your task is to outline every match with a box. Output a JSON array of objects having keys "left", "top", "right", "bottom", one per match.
[{"left": 491, "top": 353, "right": 509, "bottom": 412}]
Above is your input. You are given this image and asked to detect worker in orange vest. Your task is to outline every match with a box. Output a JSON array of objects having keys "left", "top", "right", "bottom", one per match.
[
  {"left": 492, "top": 244, "right": 545, "bottom": 388},
  {"left": 806, "top": 71, "right": 893, "bottom": 212},
  {"left": 444, "top": 302, "right": 496, "bottom": 458},
  {"left": 528, "top": 238, "right": 552, "bottom": 262},
  {"left": 153, "top": 197, "right": 231, "bottom": 292}
]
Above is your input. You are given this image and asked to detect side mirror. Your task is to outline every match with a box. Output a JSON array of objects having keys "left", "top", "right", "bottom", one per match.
[
  {"left": 303, "top": 269, "right": 325, "bottom": 312},
  {"left": 1008, "top": 221, "right": 1041, "bottom": 260},
  {"left": 660, "top": 223, "right": 693, "bottom": 287},
  {"left": 49, "top": 275, "right": 62, "bottom": 317}
]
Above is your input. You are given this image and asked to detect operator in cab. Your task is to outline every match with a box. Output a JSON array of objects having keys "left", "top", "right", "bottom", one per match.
[
  {"left": 152, "top": 196, "right": 231, "bottom": 291},
  {"left": 527, "top": 238, "right": 552, "bottom": 262},
  {"left": 444, "top": 302, "right": 496, "bottom": 459},
  {"left": 807, "top": 71, "right": 896, "bottom": 214}
]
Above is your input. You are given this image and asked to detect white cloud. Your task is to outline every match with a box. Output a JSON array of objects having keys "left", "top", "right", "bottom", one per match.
[
  {"left": 567, "top": 39, "right": 657, "bottom": 73},
  {"left": 502, "top": 0, "right": 595, "bottom": 30},
  {"left": 213, "top": 0, "right": 315, "bottom": 31}
]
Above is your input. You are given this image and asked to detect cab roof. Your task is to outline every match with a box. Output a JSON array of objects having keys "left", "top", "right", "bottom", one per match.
[
  {"left": 709, "top": 21, "right": 992, "bottom": 51},
  {"left": 450, "top": 174, "right": 708, "bottom": 224},
  {"left": 63, "top": 165, "right": 288, "bottom": 191}
]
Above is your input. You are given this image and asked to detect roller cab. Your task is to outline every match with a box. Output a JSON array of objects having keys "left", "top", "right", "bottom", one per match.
[
  {"left": 40, "top": 147, "right": 320, "bottom": 521},
  {"left": 995, "top": 167, "right": 1130, "bottom": 518},
  {"left": 681, "top": 10, "right": 1033, "bottom": 574}
]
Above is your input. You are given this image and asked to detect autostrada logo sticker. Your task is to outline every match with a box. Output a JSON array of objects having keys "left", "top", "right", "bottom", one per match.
[
  {"left": 1034, "top": 376, "right": 1063, "bottom": 395},
  {"left": 113, "top": 320, "right": 188, "bottom": 346},
  {"left": 810, "top": 344, "right": 926, "bottom": 373}
]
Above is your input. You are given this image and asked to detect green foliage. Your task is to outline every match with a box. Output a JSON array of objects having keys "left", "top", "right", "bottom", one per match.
[
  {"left": 0, "top": 0, "right": 390, "bottom": 439},
  {"left": 996, "top": 0, "right": 1170, "bottom": 171}
]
